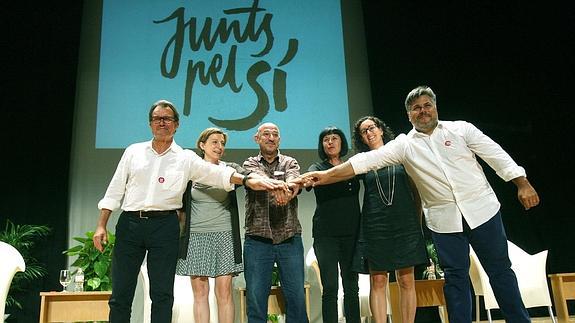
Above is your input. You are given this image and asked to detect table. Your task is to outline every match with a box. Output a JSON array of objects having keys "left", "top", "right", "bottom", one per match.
[
  {"left": 237, "top": 283, "right": 311, "bottom": 323},
  {"left": 39, "top": 291, "right": 111, "bottom": 323},
  {"left": 389, "top": 279, "right": 449, "bottom": 323},
  {"left": 548, "top": 273, "right": 575, "bottom": 323}
]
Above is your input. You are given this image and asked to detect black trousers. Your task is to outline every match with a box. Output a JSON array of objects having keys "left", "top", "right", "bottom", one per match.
[
  {"left": 314, "top": 236, "right": 360, "bottom": 323},
  {"left": 108, "top": 212, "right": 179, "bottom": 323}
]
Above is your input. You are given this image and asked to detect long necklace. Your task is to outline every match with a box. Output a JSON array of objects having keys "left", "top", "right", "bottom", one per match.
[{"left": 373, "top": 165, "right": 396, "bottom": 206}]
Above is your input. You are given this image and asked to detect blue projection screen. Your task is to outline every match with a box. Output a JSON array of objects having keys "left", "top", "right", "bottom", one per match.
[
  {"left": 96, "top": 0, "right": 351, "bottom": 149},
  {"left": 70, "top": 2, "right": 370, "bottom": 318}
]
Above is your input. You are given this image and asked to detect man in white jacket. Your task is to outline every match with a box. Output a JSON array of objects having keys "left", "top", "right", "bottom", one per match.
[
  {"left": 299, "top": 86, "right": 539, "bottom": 323},
  {"left": 93, "top": 100, "right": 282, "bottom": 323}
]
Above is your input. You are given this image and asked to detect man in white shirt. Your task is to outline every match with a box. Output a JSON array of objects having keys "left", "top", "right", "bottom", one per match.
[
  {"left": 299, "top": 86, "right": 539, "bottom": 323},
  {"left": 92, "top": 100, "right": 282, "bottom": 323}
]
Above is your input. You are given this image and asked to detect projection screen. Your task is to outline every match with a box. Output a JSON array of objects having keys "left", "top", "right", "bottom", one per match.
[{"left": 69, "top": 1, "right": 372, "bottom": 321}]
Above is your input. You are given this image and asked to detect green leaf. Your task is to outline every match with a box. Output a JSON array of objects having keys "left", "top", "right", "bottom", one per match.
[
  {"left": 100, "top": 282, "right": 113, "bottom": 291},
  {"left": 1, "top": 219, "right": 51, "bottom": 313},
  {"left": 63, "top": 231, "right": 115, "bottom": 291},
  {"left": 94, "top": 261, "right": 110, "bottom": 278},
  {"left": 72, "top": 236, "right": 90, "bottom": 244},
  {"left": 88, "top": 277, "right": 102, "bottom": 290},
  {"left": 63, "top": 245, "right": 83, "bottom": 254},
  {"left": 89, "top": 251, "right": 100, "bottom": 261}
]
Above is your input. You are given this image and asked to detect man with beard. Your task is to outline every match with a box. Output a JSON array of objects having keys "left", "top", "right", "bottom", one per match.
[
  {"left": 242, "top": 122, "right": 308, "bottom": 323},
  {"left": 299, "top": 86, "right": 539, "bottom": 323}
]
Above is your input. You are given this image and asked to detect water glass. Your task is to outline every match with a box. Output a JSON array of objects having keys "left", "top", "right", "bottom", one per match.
[{"left": 59, "top": 269, "right": 71, "bottom": 292}]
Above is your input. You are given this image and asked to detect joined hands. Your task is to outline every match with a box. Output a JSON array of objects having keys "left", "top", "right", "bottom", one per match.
[
  {"left": 244, "top": 177, "right": 296, "bottom": 206},
  {"left": 292, "top": 171, "right": 326, "bottom": 188}
]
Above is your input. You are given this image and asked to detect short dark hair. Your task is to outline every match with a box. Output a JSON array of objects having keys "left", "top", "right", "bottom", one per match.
[
  {"left": 352, "top": 116, "right": 395, "bottom": 153},
  {"left": 148, "top": 99, "right": 180, "bottom": 122},
  {"left": 317, "top": 126, "right": 349, "bottom": 160}
]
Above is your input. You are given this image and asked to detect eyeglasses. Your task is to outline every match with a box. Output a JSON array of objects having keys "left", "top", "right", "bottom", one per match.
[
  {"left": 322, "top": 135, "right": 341, "bottom": 143},
  {"left": 260, "top": 131, "right": 280, "bottom": 138},
  {"left": 410, "top": 103, "right": 434, "bottom": 113},
  {"left": 360, "top": 124, "right": 378, "bottom": 135},
  {"left": 151, "top": 116, "right": 176, "bottom": 124}
]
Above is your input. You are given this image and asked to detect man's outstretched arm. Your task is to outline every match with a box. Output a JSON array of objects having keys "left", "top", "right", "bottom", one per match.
[
  {"left": 297, "top": 161, "right": 356, "bottom": 187},
  {"left": 512, "top": 176, "right": 540, "bottom": 210}
]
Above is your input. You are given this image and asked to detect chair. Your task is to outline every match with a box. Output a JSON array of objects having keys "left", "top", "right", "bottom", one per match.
[
  {"left": 139, "top": 260, "right": 218, "bottom": 323},
  {"left": 0, "top": 241, "right": 26, "bottom": 321},
  {"left": 469, "top": 240, "right": 556, "bottom": 323},
  {"left": 359, "top": 272, "right": 386, "bottom": 323}
]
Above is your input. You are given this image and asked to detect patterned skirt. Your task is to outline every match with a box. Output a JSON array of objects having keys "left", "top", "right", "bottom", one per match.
[{"left": 176, "top": 230, "right": 243, "bottom": 277}]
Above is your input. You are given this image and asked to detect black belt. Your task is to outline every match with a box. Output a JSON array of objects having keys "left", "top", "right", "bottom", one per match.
[{"left": 124, "top": 210, "right": 176, "bottom": 219}]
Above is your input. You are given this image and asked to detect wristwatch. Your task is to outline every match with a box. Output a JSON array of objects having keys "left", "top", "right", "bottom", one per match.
[{"left": 242, "top": 174, "right": 249, "bottom": 187}]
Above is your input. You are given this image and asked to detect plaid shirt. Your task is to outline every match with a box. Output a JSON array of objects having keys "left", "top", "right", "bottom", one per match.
[{"left": 243, "top": 152, "right": 302, "bottom": 244}]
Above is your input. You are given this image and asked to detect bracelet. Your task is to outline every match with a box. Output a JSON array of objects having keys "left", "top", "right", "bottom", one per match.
[{"left": 242, "top": 174, "right": 249, "bottom": 187}]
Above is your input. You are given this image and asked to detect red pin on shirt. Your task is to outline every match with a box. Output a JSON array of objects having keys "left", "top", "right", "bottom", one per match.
[{"left": 158, "top": 177, "right": 165, "bottom": 183}]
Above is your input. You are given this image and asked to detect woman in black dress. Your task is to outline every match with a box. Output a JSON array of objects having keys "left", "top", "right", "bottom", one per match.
[
  {"left": 353, "top": 116, "right": 427, "bottom": 323},
  {"left": 308, "top": 127, "right": 361, "bottom": 323}
]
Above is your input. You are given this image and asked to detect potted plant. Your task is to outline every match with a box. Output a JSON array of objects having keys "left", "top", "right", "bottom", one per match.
[
  {"left": 63, "top": 231, "right": 115, "bottom": 291},
  {"left": 0, "top": 219, "right": 51, "bottom": 313},
  {"left": 267, "top": 263, "right": 281, "bottom": 323},
  {"left": 423, "top": 239, "right": 444, "bottom": 279}
]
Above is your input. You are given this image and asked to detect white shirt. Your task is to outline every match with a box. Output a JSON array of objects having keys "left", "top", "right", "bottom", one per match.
[
  {"left": 98, "top": 140, "right": 235, "bottom": 212},
  {"left": 349, "top": 121, "right": 526, "bottom": 233}
]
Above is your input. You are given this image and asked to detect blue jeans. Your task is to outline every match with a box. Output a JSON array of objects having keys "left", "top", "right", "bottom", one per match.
[
  {"left": 244, "top": 235, "right": 308, "bottom": 323},
  {"left": 431, "top": 211, "right": 529, "bottom": 323}
]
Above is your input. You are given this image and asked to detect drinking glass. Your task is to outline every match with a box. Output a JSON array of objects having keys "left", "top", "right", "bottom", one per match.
[{"left": 59, "top": 269, "right": 71, "bottom": 292}]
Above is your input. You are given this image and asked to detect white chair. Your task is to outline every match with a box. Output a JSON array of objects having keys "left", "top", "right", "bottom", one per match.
[
  {"left": 358, "top": 273, "right": 379, "bottom": 323},
  {"left": 0, "top": 241, "right": 26, "bottom": 322},
  {"left": 469, "top": 240, "right": 556, "bottom": 323},
  {"left": 139, "top": 260, "right": 218, "bottom": 323}
]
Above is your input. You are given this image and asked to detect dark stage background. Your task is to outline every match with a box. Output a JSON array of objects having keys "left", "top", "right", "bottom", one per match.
[{"left": 3, "top": 1, "right": 573, "bottom": 322}]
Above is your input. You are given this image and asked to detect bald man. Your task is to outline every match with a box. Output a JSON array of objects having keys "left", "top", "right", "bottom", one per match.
[{"left": 242, "top": 123, "right": 308, "bottom": 323}]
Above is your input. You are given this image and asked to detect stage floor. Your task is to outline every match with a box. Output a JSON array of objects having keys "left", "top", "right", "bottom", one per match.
[{"left": 482, "top": 316, "right": 574, "bottom": 323}]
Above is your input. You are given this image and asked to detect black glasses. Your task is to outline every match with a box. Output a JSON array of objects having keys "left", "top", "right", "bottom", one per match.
[
  {"left": 360, "top": 124, "right": 378, "bottom": 135},
  {"left": 151, "top": 116, "right": 176, "bottom": 124}
]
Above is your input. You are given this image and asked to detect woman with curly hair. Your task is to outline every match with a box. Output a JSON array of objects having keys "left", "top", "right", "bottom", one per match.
[{"left": 352, "top": 116, "right": 427, "bottom": 323}]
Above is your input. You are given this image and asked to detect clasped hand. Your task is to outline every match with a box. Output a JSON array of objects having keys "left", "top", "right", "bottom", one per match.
[
  {"left": 243, "top": 175, "right": 298, "bottom": 206},
  {"left": 292, "top": 171, "right": 324, "bottom": 188},
  {"left": 272, "top": 181, "right": 301, "bottom": 206}
]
